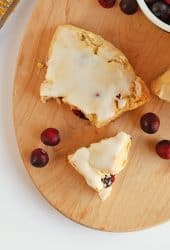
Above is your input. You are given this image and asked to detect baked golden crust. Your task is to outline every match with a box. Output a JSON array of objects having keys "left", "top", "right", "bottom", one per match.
[
  {"left": 151, "top": 68, "right": 170, "bottom": 102},
  {"left": 40, "top": 25, "right": 150, "bottom": 127}
]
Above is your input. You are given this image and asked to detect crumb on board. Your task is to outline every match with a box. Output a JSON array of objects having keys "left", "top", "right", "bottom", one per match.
[{"left": 37, "top": 62, "right": 46, "bottom": 69}]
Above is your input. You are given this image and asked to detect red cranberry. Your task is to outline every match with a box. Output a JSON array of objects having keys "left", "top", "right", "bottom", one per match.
[
  {"left": 111, "top": 175, "right": 115, "bottom": 183},
  {"left": 116, "top": 93, "right": 122, "bottom": 99},
  {"left": 140, "top": 113, "right": 160, "bottom": 134},
  {"left": 98, "top": 0, "right": 116, "bottom": 8},
  {"left": 101, "top": 175, "right": 115, "bottom": 188},
  {"left": 145, "top": 0, "right": 157, "bottom": 5},
  {"left": 151, "top": 2, "right": 170, "bottom": 23},
  {"left": 164, "top": 0, "right": 170, "bottom": 5},
  {"left": 156, "top": 140, "right": 170, "bottom": 160},
  {"left": 95, "top": 92, "right": 100, "bottom": 97},
  {"left": 41, "top": 128, "right": 60, "bottom": 146},
  {"left": 30, "top": 148, "right": 49, "bottom": 167},
  {"left": 119, "top": 0, "right": 138, "bottom": 15},
  {"left": 72, "top": 109, "right": 88, "bottom": 120}
]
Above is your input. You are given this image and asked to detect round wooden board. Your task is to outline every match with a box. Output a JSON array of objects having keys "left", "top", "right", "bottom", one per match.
[{"left": 13, "top": 0, "right": 170, "bottom": 232}]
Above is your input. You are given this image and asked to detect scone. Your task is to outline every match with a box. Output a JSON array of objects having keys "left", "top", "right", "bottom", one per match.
[
  {"left": 68, "top": 132, "right": 131, "bottom": 201},
  {"left": 151, "top": 69, "right": 170, "bottom": 102},
  {"left": 40, "top": 25, "right": 150, "bottom": 127}
]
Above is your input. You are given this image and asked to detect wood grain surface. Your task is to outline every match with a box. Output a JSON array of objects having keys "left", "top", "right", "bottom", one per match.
[{"left": 13, "top": 0, "right": 170, "bottom": 232}]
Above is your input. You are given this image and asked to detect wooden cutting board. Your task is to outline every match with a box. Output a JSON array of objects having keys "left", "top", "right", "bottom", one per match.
[{"left": 13, "top": 0, "right": 170, "bottom": 232}]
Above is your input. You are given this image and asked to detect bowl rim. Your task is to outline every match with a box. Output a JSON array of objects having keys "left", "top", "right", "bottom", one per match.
[{"left": 136, "top": 0, "right": 170, "bottom": 33}]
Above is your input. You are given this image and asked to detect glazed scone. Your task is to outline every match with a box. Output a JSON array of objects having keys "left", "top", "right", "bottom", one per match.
[
  {"left": 151, "top": 69, "right": 170, "bottom": 102},
  {"left": 40, "top": 25, "right": 150, "bottom": 127},
  {"left": 68, "top": 132, "right": 131, "bottom": 201}
]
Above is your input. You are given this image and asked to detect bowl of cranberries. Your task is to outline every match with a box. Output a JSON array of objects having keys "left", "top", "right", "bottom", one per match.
[{"left": 137, "top": 0, "right": 170, "bottom": 32}]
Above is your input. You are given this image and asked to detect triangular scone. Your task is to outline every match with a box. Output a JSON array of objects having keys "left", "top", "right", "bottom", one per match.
[
  {"left": 40, "top": 25, "right": 150, "bottom": 127},
  {"left": 68, "top": 132, "right": 131, "bottom": 201},
  {"left": 151, "top": 68, "right": 170, "bottom": 102}
]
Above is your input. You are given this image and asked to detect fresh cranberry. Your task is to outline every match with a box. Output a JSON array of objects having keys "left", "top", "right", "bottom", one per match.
[
  {"left": 119, "top": 0, "right": 138, "bottom": 15},
  {"left": 41, "top": 128, "right": 60, "bottom": 146},
  {"left": 151, "top": 2, "right": 170, "bottom": 23},
  {"left": 30, "top": 148, "right": 49, "bottom": 167},
  {"left": 98, "top": 0, "right": 116, "bottom": 8},
  {"left": 163, "top": 0, "right": 170, "bottom": 5},
  {"left": 156, "top": 140, "right": 170, "bottom": 160},
  {"left": 116, "top": 93, "right": 122, "bottom": 99},
  {"left": 72, "top": 109, "right": 88, "bottom": 120},
  {"left": 95, "top": 92, "right": 100, "bottom": 97},
  {"left": 144, "top": 0, "right": 157, "bottom": 5},
  {"left": 101, "top": 175, "right": 115, "bottom": 188},
  {"left": 110, "top": 175, "right": 115, "bottom": 183},
  {"left": 140, "top": 113, "right": 160, "bottom": 134}
]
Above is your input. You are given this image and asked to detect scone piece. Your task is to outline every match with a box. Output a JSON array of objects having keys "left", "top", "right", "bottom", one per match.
[
  {"left": 151, "top": 69, "right": 170, "bottom": 102},
  {"left": 68, "top": 132, "right": 131, "bottom": 201},
  {"left": 40, "top": 25, "right": 150, "bottom": 127}
]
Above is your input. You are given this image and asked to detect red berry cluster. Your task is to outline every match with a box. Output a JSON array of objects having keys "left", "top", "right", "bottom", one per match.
[
  {"left": 98, "top": 0, "right": 138, "bottom": 15},
  {"left": 140, "top": 113, "right": 170, "bottom": 160},
  {"left": 145, "top": 0, "right": 170, "bottom": 24},
  {"left": 30, "top": 128, "right": 60, "bottom": 168},
  {"left": 98, "top": 0, "right": 170, "bottom": 24}
]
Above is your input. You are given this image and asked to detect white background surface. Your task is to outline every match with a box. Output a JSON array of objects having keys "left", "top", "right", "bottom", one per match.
[{"left": 0, "top": 1, "right": 170, "bottom": 249}]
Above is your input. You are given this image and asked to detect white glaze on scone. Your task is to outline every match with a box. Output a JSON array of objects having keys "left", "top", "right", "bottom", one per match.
[
  {"left": 68, "top": 132, "right": 131, "bottom": 201},
  {"left": 40, "top": 25, "right": 150, "bottom": 127}
]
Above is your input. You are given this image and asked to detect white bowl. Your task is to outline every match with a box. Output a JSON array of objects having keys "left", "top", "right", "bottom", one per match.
[{"left": 136, "top": 0, "right": 170, "bottom": 32}]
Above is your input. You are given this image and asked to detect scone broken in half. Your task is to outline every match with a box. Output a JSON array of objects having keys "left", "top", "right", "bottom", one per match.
[
  {"left": 40, "top": 25, "right": 150, "bottom": 128},
  {"left": 68, "top": 132, "right": 131, "bottom": 201},
  {"left": 151, "top": 68, "right": 170, "bottom": 102}
]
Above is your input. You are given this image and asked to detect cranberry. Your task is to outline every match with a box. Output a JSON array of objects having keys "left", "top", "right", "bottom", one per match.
[
  {"left": 140, "top": 113, "right": 160, "bottom": 134},
  {"left": 119, "top": 0, "right": 138, "bottom": 15},
  {"left": 41, "top": 128, "right": 60, "bottom": 146},
  {"left": 164, "top": 0, "right": 170, "bottom": 5},
  {"left": 95, "top": 92, "right": 100, "bottom": 97},
  {"left": 144, "top": 0, "right": 157, "bottom": 5},
  {"left": 151, "top": 2, "right": 170, "bottom": 23},
  {"left": 30, "top": 148, "right": 49, "bottom": 168},
  {"left": 156, "top": 140, "right": 170, "bottom": 160},
  {"left": 111, "top": 175, "right": 115, "bottom": 183},
  {"left": 98, "top": 0, "right": 116, "bottom": 8},
  {"left": 72, "top": 109, "right": 88, "bottom": 120},
  {"left": 116, "top": 93, "right": 122, "bottom": 99},
  {"left": 101, "top": 175, "right": 115, "bottom": 188}
]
